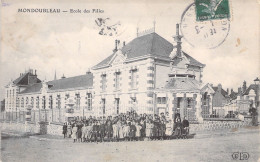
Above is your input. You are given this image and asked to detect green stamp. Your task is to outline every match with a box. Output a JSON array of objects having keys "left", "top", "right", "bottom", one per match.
[{"left": 195, "top": 0, "right": 230, "bottom": 21}]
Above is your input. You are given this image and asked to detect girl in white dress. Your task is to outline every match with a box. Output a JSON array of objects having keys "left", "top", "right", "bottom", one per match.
[
  {"left": 165, "top": 120, "right": 173, "bottom": 139},
  {"left": 135, "top": 122, "right": 142, "bottom": 141}
]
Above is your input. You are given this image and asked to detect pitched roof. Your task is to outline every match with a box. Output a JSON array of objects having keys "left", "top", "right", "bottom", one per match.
[
  {"left": 212, "top": 87, "right": 229, "bottom": 97},
  {"left": 93, "top": 32, "right": 173, "bottom": 69},
  {"left": 163, "top": 78, "right": 201, "bottom": 91},
  {"left": 93, "top": 53, "right": 115, "bottom": 69},
  {"left": 20, "top": 83, "right": 42, "bottom": 94},
  {"left": 48, "top": 73, "right": 93, "bottom": 91},
  {"left": 183, "top": 52, "right": 205, "bottom": 67},
  {"left": 121, "top": 32, "right": 173, "bottom": 59},
  {"left": 243, "top": 84, "right": 259, "bottom": 95},
  {"left": 229, "top": 91, "right": 238, "bottom": 100},
  {"left": 20, "top": 73, "right": 93, "bottom": 94},
  {"left": 12, "top": 72, "right": 41, "bottom": 85}
]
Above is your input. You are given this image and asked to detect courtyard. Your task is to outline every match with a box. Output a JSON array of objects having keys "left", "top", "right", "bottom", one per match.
[{"left": 1, "top": 127, "right": 259, "bottom": 162}]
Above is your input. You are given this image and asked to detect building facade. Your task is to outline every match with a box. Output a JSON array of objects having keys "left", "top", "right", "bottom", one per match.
[{"left": 4, "top": 25, "right": 215, "bottom": 122}]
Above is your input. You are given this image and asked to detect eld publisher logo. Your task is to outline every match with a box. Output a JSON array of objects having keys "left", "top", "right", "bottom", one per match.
[{"left": 232, "top": 152, "right": 249, "bottom": 160}]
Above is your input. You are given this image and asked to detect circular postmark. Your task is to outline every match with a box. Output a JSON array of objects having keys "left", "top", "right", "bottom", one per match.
[{"left": 180, "top": 3, "right": 230, "bottom": 49}]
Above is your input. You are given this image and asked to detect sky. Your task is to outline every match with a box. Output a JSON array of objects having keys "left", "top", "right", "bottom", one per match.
[{"left": 0, "top": 0, "right": 259, "bottom": 100}]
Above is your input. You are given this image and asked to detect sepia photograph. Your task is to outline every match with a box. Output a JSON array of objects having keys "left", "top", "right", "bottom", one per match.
[{"left": 0, "top": 0, "right": 259, "bottom": 161}]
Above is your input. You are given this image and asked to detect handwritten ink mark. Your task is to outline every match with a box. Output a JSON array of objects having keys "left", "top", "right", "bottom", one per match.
[{"left": 95, "top": 18, "right": 121, "bottom": 36}]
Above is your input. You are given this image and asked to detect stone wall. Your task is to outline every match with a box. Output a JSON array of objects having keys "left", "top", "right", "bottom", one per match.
[
  {"left": 190, "top": 117, "right": 252, "bottom": 133},
  {"left": 47, "top": 122, "right": 63, "bottom": 136},
  {"left": 0, "top": 121, "right": 40, "bottom": 134},
  {"left": 1, "top": 117, "right": 253, "bottom": 136}
]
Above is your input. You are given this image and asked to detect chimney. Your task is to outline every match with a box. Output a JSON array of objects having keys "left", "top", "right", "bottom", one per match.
[
  {"left": 242, "top": 81, "right": 247, "bottom": 93},
  {"left": 231, "top": 88, "right": 234, "bottom": 93},
  {"left": 123, "top": 41, "right": 126, "bottom": 46},
  {"left": 113, "top": 40, "right": 118, "bottom": 52},
  {"left": 61, "top": 74, "right": 66, "bottom": 79},
  {"left": 217, "top": 84, "right": 222, "bottom": 92},
  {"left": 238, "top": 87, "right": 242, "bottom": 95},
  {"left": 176, "top": 24, "right": 179, "bottom": 35},
  {"left": 227, "top": 88, "right": 229, "bottom": 95},
  {"left": 35, "top": 70, "right": 37, "bottom": 75},
  {"left": 86, "top": 69, "right": 91, "bottom": 74},
  {"left": 174, "top": 23, "right": 183, "bottom": 58}
]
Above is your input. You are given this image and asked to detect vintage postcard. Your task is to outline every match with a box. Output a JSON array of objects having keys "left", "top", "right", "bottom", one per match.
[{"left": 0, "top": 0, "right": 259, "bottom": 161}]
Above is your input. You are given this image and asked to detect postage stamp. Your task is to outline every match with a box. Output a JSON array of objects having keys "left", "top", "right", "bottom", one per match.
[
  {"left": 195, "top": 0, "right": 230, "bottom": 21},
  {"left": 180, "top": 3, "right": 230, "bottom": 49}
]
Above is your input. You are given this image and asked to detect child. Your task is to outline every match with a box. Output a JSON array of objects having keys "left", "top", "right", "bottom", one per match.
[
  {"left": 67, "top": 122, "right": 72, "bottom": 138},
  {"left": 92, "top": 121, "right": 99, "bottom": 143},
  {"left": 72, "top": 124, "right": 78, "bottom": 143},
  {"left": 118, "top": 121, "right": 124, "bottom": 141},
  {"left": 129, "top": 121, "right": 136, "bottom": 141},
  {"left": 123, "top": 122, "right": 130, "bottom": 141},
  {"left": 81, "top": 124, "right": 88, "bottom": 142},
  {"left": 99, "top": 120, "right": 106, "bottom": 142},
  {"left": 112, "top": 121, "right": 119, "bottom": 142},
  {"left": 146, "top": 120, "right": 153, "bottom": 140},
  {"left": 165, "top": 120, "right": 173, "bottom": 139},
  {"left": 135, "top": 122, "right": 142, "bottom": 141},
  {"left": 86, "top": 122, "right": 93, "bottom": 142},
  {"left": 159, "top": 120, "right": 166, "bottom": 140}
]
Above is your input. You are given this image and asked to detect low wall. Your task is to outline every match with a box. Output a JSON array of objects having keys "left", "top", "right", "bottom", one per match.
[
  {"left": 0, "top": 121, "right": 63, "bottom": 136},
  {"left": 0, "top": 121, "right": 40, "bottom": 134},
  {"left": 190, "top": 117, "right": 252, "bottom": 133},
  {"left": 1, "top": 117, "right": 253, "bottom": 136}
]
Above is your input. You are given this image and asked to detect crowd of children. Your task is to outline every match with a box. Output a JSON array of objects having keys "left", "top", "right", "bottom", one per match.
[{"left": 62, "top": 111, "right": 190, "bottom": 143}]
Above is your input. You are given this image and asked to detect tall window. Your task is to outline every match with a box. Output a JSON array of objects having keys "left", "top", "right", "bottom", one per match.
[
  {"left": 115, "top": 98, "right": 120, "bottom": 114},
  {"left": 21, "top": 98, "right": 24, "bottom": 107},
  {"left": 57, "top": 95, "right": 61, "bottom": 109},
  {"left": 102, "top": 98, "right": 106, "bottom": 114},
  {"left": 42, "top": 96, "right": 46, "bottom": 109},
  {"left": 131, "top": 69, "right": 137, "bottom": 89},
  {"left": 49, "top": 96, "right": 53, "bottom": 109},
  {"left": 177, "top": 97, "right": 182, "bottom": 108},
  {"left": 86, "top": 93, "right": 92, "bottom": 110},
  {"left": 187, "top": 98, "right": 192, "bottom": 108},
  {"left": 115, "top": 72, "right": 120, "bottom": 90},
  {"left": 26, "top": 97, "right": 29, "bottom": 106},
  {"left": 101, "top": 74, "right": 107, "bottom": 91},
  {"left": 76, "top": 94, "right": 80, "bottom": 109},
  {"left": 31, "top": 97, "right": 34, "bottom": 108},
  {"left": 157, "top": 97, "right": 167, "bottom": 104},
  {"left": 36, "top": 96, "right": 39, "bottom": 109}
]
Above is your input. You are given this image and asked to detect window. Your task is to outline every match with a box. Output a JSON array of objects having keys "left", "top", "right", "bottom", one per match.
[
  {"left": 75, "top": 94, "right": 80, "bottom": 109},
  {"left": 187, "top": 98, "right": 192, "bottom": 108},
  {"left": 31, "top": 97, "right": 34, "bottom": 108},
  {"left": 157, "top": 97, "right": 167, "bottom": 104},
  {"left": 7, "top": 90, "right": 8, "bottom": 97},
  {"left": 131, "top": 69, "right": 137, "bottom": 89},
  {"left": 115, "top": 98, "right": 120, "bottom": 114},
  {"left": 57, "top": 95, "right": 61, "bottom": 109},
  {"left": 21, "top": 98, "right": 24, "bottom": 108},
  {"left": 101, "top": 74, "right": 106, "bottom": 91},
  {"left": 86, "top": 93, "right": 92, "bottom": 110},
  {"left": 115, "top": 72, "right": 120, "bottom": 90},
  {"left": 49, "top": 96, "right": 53, "bottom": 109},
  {"left": 102, "top": 98, "right": 105, "bottom": 114},
  {"left": 36, "top": 96, "right": 39, "bottom": 109},
  {"left": 177, "top": 97, "right": 182, "bottom": 108},
  {"left": 42, "top": 96, "right": 46, "bottom": 109}
]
